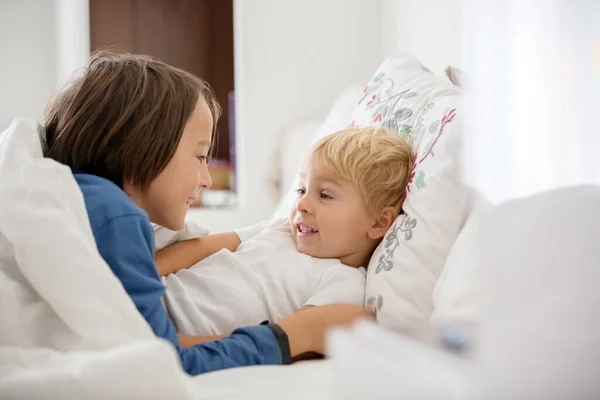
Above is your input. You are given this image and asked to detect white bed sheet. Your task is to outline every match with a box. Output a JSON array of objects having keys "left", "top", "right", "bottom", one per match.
[{"left": 190, "top": 360, "right": 332, "bottom": 400}]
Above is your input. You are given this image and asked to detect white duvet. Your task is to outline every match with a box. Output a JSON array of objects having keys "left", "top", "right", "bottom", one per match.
[{"left": 0, "top": 119, "right": 332, "bottom": 400}]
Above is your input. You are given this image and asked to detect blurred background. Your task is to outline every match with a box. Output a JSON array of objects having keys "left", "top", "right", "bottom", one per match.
[
  {"left": 0, "top": 0, "right": 462, "bottom": 232},
  {"left": 2, "top": 0, "right": 598, "bottom": 233}
]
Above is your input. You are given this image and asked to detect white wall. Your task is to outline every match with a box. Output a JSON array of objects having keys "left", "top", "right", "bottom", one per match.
[
  {"left": 188, "top": 0, "right": 384, "bottom": 231},
  {"left": 0, "top": 0, "right": 382, "bottom": 233},
  {"left": 381, "top": 0, "right": 463, "bottom": 75},
  {"left": 186, "top": 0, "right": 465, "bottom": 232},
  {"left": 55, "top": 0, "right": 90, "bottom": 85},
  {"left": 0, "top": 0, "right": 89, "bottom": 131},
  {"left": 0, "top": 0, "right": 464, "bottom": 233},
  {"left": 0, "top": 0, "right": 58, "bottom": 129}
]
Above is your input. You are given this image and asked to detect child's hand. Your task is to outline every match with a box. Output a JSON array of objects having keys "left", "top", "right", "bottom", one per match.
[{"left": 278, "top": 304, "right": 373, "bottom": 356}]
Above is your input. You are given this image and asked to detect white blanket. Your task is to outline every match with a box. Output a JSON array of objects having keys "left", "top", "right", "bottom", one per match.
[{"left": 0, "top": 119, "right": 332, "bottom": 400}]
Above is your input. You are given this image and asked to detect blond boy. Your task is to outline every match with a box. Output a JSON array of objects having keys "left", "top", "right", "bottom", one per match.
[{"left": 156, "top": 127, "right": 413, "bottom": 341}]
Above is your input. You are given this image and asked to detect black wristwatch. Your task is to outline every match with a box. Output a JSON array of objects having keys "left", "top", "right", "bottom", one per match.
[{"left": 261, "top": 321, "right": 292, "bottom": 365}]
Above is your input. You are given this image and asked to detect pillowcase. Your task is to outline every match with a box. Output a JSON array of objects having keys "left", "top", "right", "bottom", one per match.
[
  {"left": 430, "top": 197, "right": 488, "bottom": 325},
  {"left": 444, "top": 66, "right": 467, "bottom": 88},
  {"left": 352, "top": 54, "right": 471, "bottom": 328}
]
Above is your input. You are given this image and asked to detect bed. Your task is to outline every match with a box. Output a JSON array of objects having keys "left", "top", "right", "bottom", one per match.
[{"left": 0, "top": 54, "right": 477, "bottom": 399}]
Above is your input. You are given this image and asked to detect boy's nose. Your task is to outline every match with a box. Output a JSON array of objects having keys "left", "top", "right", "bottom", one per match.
[
  {"left": 296, "top": 194, "right": 313, "bottom": 213},
  {"left": 199, "top": 166, "right": 212, "bottom": 190}
]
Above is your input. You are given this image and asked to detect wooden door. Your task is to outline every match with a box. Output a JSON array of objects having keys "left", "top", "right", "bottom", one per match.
[{"left": 89, "top": 0, "right": 234, "bottom": 161}]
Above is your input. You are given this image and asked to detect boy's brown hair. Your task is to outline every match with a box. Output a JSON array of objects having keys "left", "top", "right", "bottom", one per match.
[{"left": 44, "top": 50, "right": 220, "bottom": 188}]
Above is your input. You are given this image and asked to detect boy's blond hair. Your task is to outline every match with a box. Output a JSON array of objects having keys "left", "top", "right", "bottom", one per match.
[{"left": 310, "top": 127, "right": 413, "bottom": 215}]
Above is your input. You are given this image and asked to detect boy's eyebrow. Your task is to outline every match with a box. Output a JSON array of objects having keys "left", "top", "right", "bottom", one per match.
[
  {"left": 313, "top": 174, "right": 342, "bottom": 187},
  {"left": 320, "top": 178, "right": 341, "bottom": 187}
]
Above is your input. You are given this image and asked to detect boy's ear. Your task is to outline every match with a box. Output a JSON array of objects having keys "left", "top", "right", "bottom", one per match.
[{"left": 367, "top": 206, "right": 397, "bottom": 240}]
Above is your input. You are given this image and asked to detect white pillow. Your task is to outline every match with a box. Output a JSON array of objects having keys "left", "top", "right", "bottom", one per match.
[
  {"left": 430, "top": 196, "right": 489, "bottom": 325},
  {"left": 271, "top": 86, "right": 364, "bottom": 219},
  {"left": 352, "top": 54, "right": 470, "bottom": 328},
  {"left": 476, "top": 186, "right": 600, "bottom": 398},
  {"left": 444, "top": 66, "right": 467, "bottom": 88}
]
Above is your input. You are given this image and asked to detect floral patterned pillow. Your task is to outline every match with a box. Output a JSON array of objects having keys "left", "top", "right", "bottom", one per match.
[{"left": 350, "top": 54, "right": 471, "bottom": 328}]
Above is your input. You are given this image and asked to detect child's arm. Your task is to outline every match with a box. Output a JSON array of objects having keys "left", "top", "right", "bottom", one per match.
[
  {"left": 95, "top": 212, "right": 371, "bottom": 374},
  {"left": 155, "top": 233, "right": 240, "bottom": 277},
  {"left": 178, "top": 333, "right": 226, "bottom": 347},
  {"left": 154, "top": 219, "right": 272, "bottom": 277}
]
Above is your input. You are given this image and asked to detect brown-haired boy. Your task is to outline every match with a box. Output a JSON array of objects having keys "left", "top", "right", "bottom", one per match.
[{"left": 44, "top": 51, "right": 371, "bottom": 375}]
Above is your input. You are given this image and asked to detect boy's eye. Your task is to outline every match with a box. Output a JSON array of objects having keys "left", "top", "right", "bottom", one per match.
[
  {"left": 319, "top": 192, "right": 332, "bottom": 199},
  {"left": 295, "top": 188, "right": 306, "bottom": 195}
]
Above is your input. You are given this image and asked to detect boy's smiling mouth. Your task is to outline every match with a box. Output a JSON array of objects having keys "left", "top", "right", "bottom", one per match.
[
  {"left": 185, "top": 196, "right": 197, "bottom": 206},
  {"left": 296, "top": 222, "right": 319, "bottom": 237}
]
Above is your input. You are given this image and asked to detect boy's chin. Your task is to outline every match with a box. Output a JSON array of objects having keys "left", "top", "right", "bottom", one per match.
[
  {"left": 295, "top": 243, "right": 313, "bottom": 256},
  {"left": 154, "top": 214, "right": 185, "bottom": 232},
  {"left": 295, "top": 244, "right": 325, "bottom": 259}
]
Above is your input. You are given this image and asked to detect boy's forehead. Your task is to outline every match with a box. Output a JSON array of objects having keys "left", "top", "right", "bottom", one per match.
[
  {"left": 183, "top": 98, "right": 213, "bottom": 144},
  {"left": 300, "top": 157, "right": 342, "bottom": 184}
]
